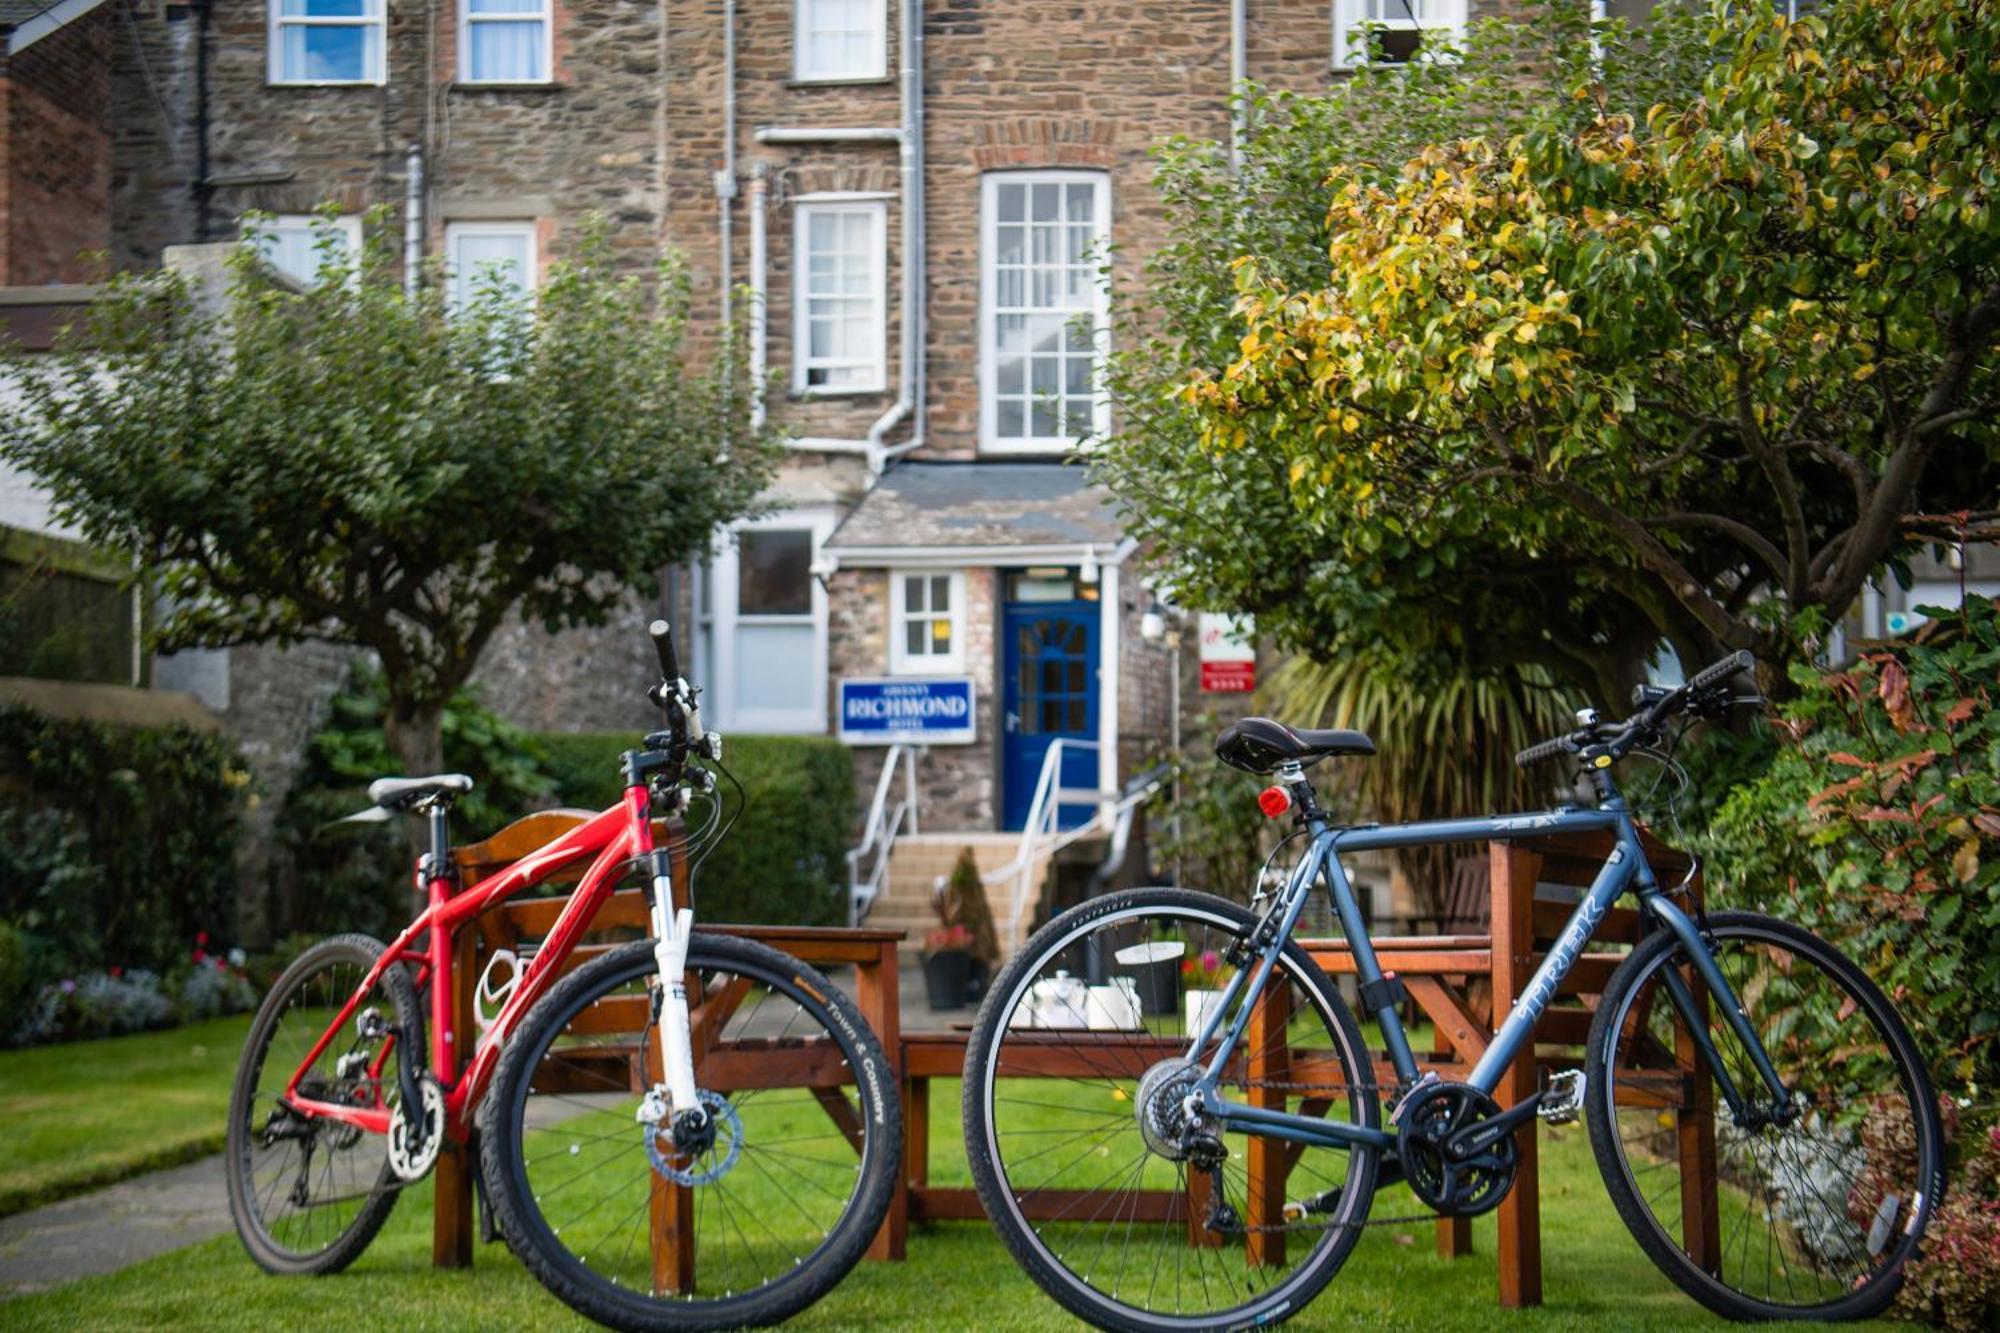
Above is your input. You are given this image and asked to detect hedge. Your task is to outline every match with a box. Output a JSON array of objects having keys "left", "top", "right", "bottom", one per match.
[
  {"left": 535, "top": 732, "right": 854, "bottom": 927},
  {"left": 0, "top": 703, "right": 245, "bottom": 978}
]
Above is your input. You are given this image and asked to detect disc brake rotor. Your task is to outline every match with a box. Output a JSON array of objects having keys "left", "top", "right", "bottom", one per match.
[{"left": 645, "top": 1090, "right": 743, "bottom": 1186}]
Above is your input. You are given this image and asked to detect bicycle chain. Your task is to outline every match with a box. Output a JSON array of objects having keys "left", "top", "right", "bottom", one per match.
[{"left": 1194, "top": 1075, "right": 1445, "bottom": 1234}]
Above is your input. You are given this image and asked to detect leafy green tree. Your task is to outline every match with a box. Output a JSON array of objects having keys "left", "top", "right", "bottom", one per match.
[
  {"left": 1102, "top": 4, "right": 1722, "bottom": 707},
  {"left": 2, "top": 214, "right": 777, "bottom": 786},
  {"left": 1152, "top": 0, "right": 2000, "bottom": 700}
]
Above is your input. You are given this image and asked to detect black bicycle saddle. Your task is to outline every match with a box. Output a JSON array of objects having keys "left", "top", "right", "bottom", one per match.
[{"left": 1214, "top": 717, "right": 1375, "bottom": 775}]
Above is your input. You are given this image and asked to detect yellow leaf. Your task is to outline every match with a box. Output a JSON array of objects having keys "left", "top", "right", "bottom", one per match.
[
  {"left": 1290, "top": 458, "right": 1308, "bottom": 484},
  {"left": 1954, "top": 838, "right": 1980, "bottom": 885},
  {"left": 1853, "top": 362, "right": 1877, "bottom": 382}
]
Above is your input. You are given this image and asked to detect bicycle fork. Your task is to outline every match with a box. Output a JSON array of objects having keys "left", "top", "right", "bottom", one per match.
[{"left": 644, "top": 848, "right": 704, "bottom": 1123}]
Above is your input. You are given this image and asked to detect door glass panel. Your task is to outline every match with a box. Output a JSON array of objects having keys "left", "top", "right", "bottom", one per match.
[{"left": 734, "top": 623, "right": 814, "bottom": 712}]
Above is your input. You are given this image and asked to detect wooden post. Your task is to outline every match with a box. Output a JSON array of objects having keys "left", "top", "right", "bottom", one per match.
[
  {"left": 855, "top": 938, "right": 906, "bottom": 1261},
  {"left": 1489, "top": 841, "right": 1544, "bottom": 1309},
  {"left": 1244, "top": 979, "right": 1290, "bottom": 1267},
  {"left": 1674, "top": 869, "right": 1722, "bottom": 1275},
  {"left": 432, "top": 909, "right": 481, "bottom": 1267}
]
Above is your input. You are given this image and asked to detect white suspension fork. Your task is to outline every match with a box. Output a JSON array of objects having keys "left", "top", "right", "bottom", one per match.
[{"left": 649, "top": 859, "right": 702, "bottom": 1117}]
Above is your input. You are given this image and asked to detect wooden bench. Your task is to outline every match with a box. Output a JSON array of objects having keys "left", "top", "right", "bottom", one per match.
[
  {"left": 429, "top": 810, "right": 909, "bottom": 1273},
  {"left": 895, "top": 826, "right": 1718, "bottom": 1310}
]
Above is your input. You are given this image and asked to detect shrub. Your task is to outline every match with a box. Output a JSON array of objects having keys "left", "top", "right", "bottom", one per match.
[
  {"left": 7, "top": 942, "right": 260, "bottom": 1047},
  {"left": 1898, "top": 1119, "right": 2000, "bottom": 1331},
  {"left": 537, "top": 732, "right": 854, "bottom": 926},
  {"left": 1705, "top": 597, "right": 2000, "bottom": 1115},
  {"left": 274, "top": 668, "right": 558, "bottom": 940},
  {"left": 0, "top": 919, "right": 29, "bottom": 1020},
  {"left": 0, "top": 704, "right": 245, "bottom": 977}
]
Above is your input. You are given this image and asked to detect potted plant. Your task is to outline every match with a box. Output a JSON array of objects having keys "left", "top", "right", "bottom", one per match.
[
  {"left": 921, "top": 922, "right": 976, "bottom": 1010},
  {"left": 927, "top": 848, "right": 1001, "bottom": 1008},
  {"left": 1181, "top": 948, "right": 1231, "bottom": 1034}
]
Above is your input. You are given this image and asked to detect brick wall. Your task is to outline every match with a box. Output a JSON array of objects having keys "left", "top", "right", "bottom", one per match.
[{"left": 1, "top": 11, "right": 113, "bottom": 284}]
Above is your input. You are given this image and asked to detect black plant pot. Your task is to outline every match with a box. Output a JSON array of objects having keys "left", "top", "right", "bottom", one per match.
[
  {"left": 923, "top": 950, "right": 973, "bottom": 1010},
  {"left": 1129, "top": 958, "right": 1180, "bottom": 1017}
]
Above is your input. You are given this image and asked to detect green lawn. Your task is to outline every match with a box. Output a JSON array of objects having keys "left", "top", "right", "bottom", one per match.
[
  {"left": 0, "top": 1014, "right": 253, "bottom": 1216},
  {"left": 0, "top": 1015, "right": 1918, "bottom": 1330},
  {"left": 2, "top": 1072, "right": 1916, "bottom": 1331}
]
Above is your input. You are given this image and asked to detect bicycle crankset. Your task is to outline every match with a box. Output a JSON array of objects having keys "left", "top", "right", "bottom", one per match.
[{"left": 1395, "top": 1080, "right": 1518, "bottom": 1217}]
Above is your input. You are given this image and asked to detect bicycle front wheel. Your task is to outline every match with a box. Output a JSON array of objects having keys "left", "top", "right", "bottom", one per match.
[
  {"left": 1586, "top": 910, "right": 1944, "bottom": 1321},
  {"left": 479, "top": 933, "right": 900, "bottom": 1332},
  {"left": 963, "top": 888, "right": 1380, "bottom": 1333}
]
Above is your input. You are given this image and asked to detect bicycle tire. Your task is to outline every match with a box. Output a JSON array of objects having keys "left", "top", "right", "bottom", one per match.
[
  {"left": 963, "top": 887, "right": 1380, "bottom": 1333},
  {"left": 226, "top": 933, "right": 420, "bottom": 1276},
  {"left": 1586, "top": 910, "right": 1944, "bottom": 1322},
  {"left": 479, "top": 932, "right": 900, "bottom": 1331}
]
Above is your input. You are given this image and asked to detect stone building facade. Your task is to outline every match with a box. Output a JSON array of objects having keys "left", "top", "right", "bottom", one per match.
[{"left": 9, "top": 0, "right": 1494, "bottom": 867}]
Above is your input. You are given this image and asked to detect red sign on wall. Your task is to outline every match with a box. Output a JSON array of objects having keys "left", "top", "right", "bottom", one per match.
[{"left": 1198, "top": 613, "right": 1256, "bottom": 693}]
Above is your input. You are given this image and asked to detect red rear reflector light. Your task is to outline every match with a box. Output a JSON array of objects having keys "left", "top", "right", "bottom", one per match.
[{"left": 1258, "top": 786, "right": 1292, "bottom": 818}]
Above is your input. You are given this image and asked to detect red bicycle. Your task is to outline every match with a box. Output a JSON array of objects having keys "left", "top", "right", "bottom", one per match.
[{"left": 225, "top": 622, "right": 900, "bottom": 1330}]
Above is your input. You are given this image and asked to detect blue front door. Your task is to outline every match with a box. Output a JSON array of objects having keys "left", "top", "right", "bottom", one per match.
[{"left": 1002, "top": 599, "right": 1099, "bottom": 831}]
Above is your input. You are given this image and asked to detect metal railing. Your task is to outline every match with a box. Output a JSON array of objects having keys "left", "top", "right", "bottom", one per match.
[
  {"left": 986, "top": 741, "right": 1166, "bottom": 949},
  {"left": 846, "top": 743, "right": 920, "bottom": 925}
]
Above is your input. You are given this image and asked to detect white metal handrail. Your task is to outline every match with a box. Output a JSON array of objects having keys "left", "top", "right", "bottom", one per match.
[
  {"left": 987, "top": 738, "right": 1122, "bottom": 947},
  {"left": 846, "top": 744, "right": 920, "bottom": 924}
]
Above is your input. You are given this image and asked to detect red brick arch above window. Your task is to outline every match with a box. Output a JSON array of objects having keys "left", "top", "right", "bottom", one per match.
[{"left": 970, "top": 119, "right": 1120, "bottom": 172}]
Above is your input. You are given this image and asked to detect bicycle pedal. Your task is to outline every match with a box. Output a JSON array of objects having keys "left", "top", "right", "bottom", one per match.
[{"left": 1538, "top": 1069, "right": 1586, "bottom": 1126}]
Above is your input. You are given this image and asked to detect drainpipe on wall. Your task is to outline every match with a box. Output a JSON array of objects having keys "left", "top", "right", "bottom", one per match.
[
  {"left": 863, "top": 0, "right": 925, "bottom": 474},
  {"left": 1229, "top": 0, "right": 1246, "bottom": 173},
  {"left": 192, "top": 0, "right": 213, "bottom": 240},
  {"left": 747, "top": 162, "right": 769, "bottom": 430},
  {"left": 716, "top": 0, "right": 739, "bottom": 353},
  {"left": 403, "top": 144, "right": 424, "bottom": 297}
]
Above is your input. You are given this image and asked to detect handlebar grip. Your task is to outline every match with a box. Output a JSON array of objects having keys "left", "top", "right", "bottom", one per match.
[
  {"left": 1514, "top": 735, "right": 1576, "bottom": 769},
  {"left": 648, "top": 619, "right": 682, "bottom": 683},
  {"left": 1688, "top": 649, "right": 1754, "bottom": 692}
]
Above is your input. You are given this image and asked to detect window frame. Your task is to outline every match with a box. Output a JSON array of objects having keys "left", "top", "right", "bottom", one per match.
[
  {"left": 1330, "top": 0, "right": 1467, "bottom": 71},
  {"left": 792, "top": 199, "right": 888, "bottom": 397},
  {"left": 444, "top": 220, "right": 540, "bottom": 311},
  {"left": 888, "top": 568, "right": 966, "bottom": 675},
  {"left": 978, "top": 170, "right": 1112, "bottom": 456},
  {"left": 254, "top": 213, "right": 364, "bottom": 287},
  {"left": 457, "top": 0, "right": 554, "bottom": 85},
  {"left": 792, "top": 0, "right": 887, "bottom": 83},
  {"left": 707, "top": 507, "right": 834, "bottom": 734},
  {"left": 267, "top": 0, "right": 387, "bottom": 86}
]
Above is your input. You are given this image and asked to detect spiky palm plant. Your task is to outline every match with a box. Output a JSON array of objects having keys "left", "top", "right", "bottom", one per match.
[{"left": 1265, "top": 656, "right": 1579, "bottom": 926}]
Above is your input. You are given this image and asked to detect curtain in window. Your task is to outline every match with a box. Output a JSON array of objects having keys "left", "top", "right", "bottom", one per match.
[{"left": 467, "top": 0, "right": 546, "bottom": 80}]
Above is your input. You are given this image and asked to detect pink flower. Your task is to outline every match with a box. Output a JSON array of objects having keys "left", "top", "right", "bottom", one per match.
[
  {"left": 195, "top": 932, "right": 209, "bottom": 947},
  {"left": 109, "top": 966, "right": 122, "bottom": 978},
  {"left": 59, "top": 978, "right": 76, "bottom": 993},
  {"left": 1200, "top": 950, "right": 1220, "bottom": 971}
]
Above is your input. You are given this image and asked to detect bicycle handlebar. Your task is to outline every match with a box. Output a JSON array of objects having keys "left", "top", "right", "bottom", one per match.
[
  {"left": 648, "top": 619, "right": 682, "bottom": 685},
  {"left": 1512, "top": 734, "right": 1578, "bottom": 768},
  {"left": 1514, "top": 650, "right": 1758, "bottom": 770}
]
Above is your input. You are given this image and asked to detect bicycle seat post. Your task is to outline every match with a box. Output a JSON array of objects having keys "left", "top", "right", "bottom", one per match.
[{"left": 423, "top": 802, "right": 452, "bottom": 883}]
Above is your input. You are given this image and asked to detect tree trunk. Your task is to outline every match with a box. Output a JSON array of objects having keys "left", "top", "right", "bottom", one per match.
[{"left": 383, "top": 696, "right": 447, "bottom": 912}]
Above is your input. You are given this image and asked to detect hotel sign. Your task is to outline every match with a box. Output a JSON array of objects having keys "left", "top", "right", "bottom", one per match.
[
  {"left": 1198, "top": 613, "right": 1256, "bottom": 693},
  {"left": 837, "top": 677, "right": 977, "bottom": 745}
]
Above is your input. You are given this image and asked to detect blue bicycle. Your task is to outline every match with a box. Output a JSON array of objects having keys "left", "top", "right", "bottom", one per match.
[{"left": 963, "top": 651, "right": 1943, "bottom": 1329}]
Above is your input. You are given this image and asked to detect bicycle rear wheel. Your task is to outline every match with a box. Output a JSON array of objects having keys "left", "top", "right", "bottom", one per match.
[
  {"left": 963, "top": 888, "right": 1379, "bottom": 1333},
  {"left": 479, "top": 933, "right": 900, "bottom": 1331},
  {"left": 1586, "top": 910, "right": 1943, "bottom": 1321},
  {"left": 226, "top": 933, "right": 419, "bottom": 1275}
]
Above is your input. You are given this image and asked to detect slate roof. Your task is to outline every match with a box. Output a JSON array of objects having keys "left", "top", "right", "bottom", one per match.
[
  {"left": 824, "top": 461, "right": 1123, "bottom": 551},
  {"left": 0, "top": 0, "right": 50, "bottom": 28}
]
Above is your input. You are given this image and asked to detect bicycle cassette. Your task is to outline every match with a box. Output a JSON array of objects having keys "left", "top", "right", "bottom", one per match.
[{"left": 1394, "top": 1080, "right": 1517, "bottom": 1218}]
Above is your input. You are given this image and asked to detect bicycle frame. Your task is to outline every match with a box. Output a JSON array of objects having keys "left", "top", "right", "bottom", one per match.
[
  {"left": 278, "top": 783, "right": 658, "bottom": 1140},
  {"left": 1186, "top": 775, "right": 1792, "bottom": 1153}
]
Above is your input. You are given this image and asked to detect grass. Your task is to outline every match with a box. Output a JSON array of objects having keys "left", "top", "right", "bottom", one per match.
[
  {"left": 2, "top": 1076, "right": 1916, "bottom": 1331},
  {"left": 0, "top": 1014, "right": 253, "bottom": 1217}
]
